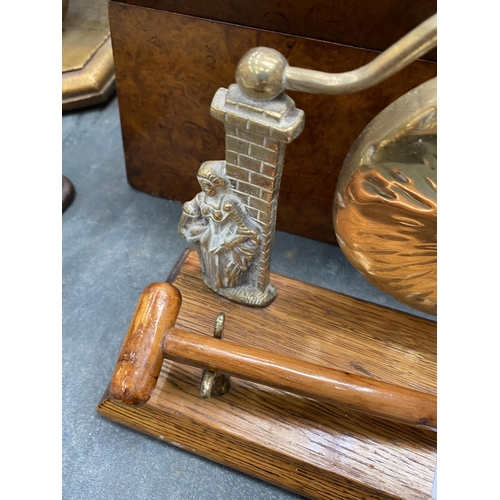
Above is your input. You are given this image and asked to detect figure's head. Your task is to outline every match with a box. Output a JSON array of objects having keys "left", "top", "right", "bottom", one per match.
[{"left": 197, "top": 161, "right": 228, "bottom": 197}]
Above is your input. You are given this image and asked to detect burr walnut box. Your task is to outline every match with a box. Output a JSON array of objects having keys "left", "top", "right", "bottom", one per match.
[{"left": 108, "top": 0, "right": 437, "bottom": 244}]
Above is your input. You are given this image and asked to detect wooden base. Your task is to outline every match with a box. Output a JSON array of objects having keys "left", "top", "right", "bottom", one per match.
[{"left": 97, "top": 249, "right": 436, "bottom": 500}]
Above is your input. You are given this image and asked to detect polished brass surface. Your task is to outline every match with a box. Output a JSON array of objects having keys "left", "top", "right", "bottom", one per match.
[
  {"left": 213, "top": 312, "right": 225, "bottom": 339},
  {"left": 62, "top": 0, "right": 109, "bottom": 72},
  {"left": 63, "top": 37, "right": 115, "bottom": 111},
  {"left": 333, "top": 78, "right": 437, "bottom": 315},
  {"left": 235, "top": 14, "right": 436, "bottom": 98},
  {"left": 62, "top": 0, "right": 115, "bottom": 110},
  {"left": 200, "top": 313, "right": 230, "bottom": 398},
  {"left": 283, "top": 13, "right": 436, "bottom": 95},
  {"left": 236, "top": 47, "right": 288, "bottom": 100}
]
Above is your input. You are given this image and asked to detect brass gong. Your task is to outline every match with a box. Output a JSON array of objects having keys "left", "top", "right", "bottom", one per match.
[{"left": 333, "top": 78, "right": 437, "bottom": 315}]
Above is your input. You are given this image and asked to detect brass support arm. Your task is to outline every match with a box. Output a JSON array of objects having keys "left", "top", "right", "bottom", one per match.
[
  {"left": 285, "top": 14, "right": 437, "bottom": 95},
  {"left": 236, "top": 14, "right": 436, "bottom": 99}
]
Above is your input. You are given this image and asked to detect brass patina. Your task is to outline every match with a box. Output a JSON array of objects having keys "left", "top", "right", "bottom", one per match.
[
  {"left": 179, "top": 161, "right": 262, "bottom": 304},
  {"left": 179, "top": 81, "right": 304, "bottom": 307},
  {"left": 62, "top": 0, "right": 115, "bottom": 110},
  {"left": 199, "top": 313, "right": 230, "bottom": 398}
]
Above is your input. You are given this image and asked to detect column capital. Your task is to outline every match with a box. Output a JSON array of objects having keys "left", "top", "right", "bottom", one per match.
[{"left": 211, "top": 85, "right": 305, "bottom": 144}]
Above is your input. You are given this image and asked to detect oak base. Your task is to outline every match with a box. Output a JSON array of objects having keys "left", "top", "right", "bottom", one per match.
[{"left": 97, "top": 248, "right": 436, "bottom": 500}]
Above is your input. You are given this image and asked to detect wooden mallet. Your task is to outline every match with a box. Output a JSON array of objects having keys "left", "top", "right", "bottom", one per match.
[{"left": 109, "top": 282, "right": 436, "bottom": 431}]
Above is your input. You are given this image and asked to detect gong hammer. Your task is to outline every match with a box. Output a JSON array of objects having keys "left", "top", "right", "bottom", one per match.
[{"left": 109, "top": 283, "right": 437, "bottom": 431}]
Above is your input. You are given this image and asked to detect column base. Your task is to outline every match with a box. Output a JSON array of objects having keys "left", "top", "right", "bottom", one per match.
[{"left": 203, "top": 278, "right": 277, "bottom": 307}]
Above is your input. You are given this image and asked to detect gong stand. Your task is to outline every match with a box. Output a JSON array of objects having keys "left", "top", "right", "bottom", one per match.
[{"left": 98, "top": 14, "right": 437, "bottom": 500}]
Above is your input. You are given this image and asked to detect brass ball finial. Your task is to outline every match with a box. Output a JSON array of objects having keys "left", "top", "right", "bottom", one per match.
[{"left": 236, "top": 47, "right": 288, "bottom": 100}]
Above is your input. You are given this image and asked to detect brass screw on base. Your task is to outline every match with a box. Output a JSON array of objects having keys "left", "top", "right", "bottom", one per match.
[{"left": 200, "top": 313, "right": 231, "bottom": 398}]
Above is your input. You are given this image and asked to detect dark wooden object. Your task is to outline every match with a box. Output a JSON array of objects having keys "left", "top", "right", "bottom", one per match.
[
  {"left": 98, "top": 249, "right": 436, "bottom": 499},
  {"left": 62, "top": 175, "right": 75, "bottom": 213},
  {"left": 108, "top": 2, "right": 437, "bottom": 245},
  {"left": 111, "top": 0, "right": 437, "bottom": 61}
]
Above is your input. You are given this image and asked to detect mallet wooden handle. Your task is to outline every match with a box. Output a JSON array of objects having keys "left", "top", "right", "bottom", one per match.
[
  {"left": 163, "top": 328, "right": 437, "bottom": 431},
  {"left": 109, "top": 283, "right": 435, "bottom": 430},
  {"left": 109, "top": 283, "right": 182, "bottom": 407}
]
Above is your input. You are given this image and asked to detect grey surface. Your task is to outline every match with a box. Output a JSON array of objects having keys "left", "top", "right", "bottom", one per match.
[{"left": 62, "top": 97, "right": 435, "bottom": 500}]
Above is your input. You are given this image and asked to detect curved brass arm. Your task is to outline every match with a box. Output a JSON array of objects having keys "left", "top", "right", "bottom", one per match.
[
  {"left": 236, "top": 14, "right": 436, "bottom": 99},
  {"left": 284, "top": 14, "right": 436, "bottom": 95}
]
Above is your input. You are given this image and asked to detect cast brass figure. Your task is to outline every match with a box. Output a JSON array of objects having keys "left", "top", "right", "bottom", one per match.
[
  {"left": 179, "top": 60, "right": 305, "bottom": 307},
  {"left": 179, "top": 161, "right": 265, "bottom": 305}
]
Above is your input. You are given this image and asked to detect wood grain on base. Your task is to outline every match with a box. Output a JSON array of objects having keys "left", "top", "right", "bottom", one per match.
[{"left": 98, "top": 248, "right": 436, "bottom": 500}]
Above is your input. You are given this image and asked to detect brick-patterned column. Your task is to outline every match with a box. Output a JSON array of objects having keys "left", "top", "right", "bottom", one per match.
[{"left": 211, "top": 84, "right": 305, "bottom": 303}]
